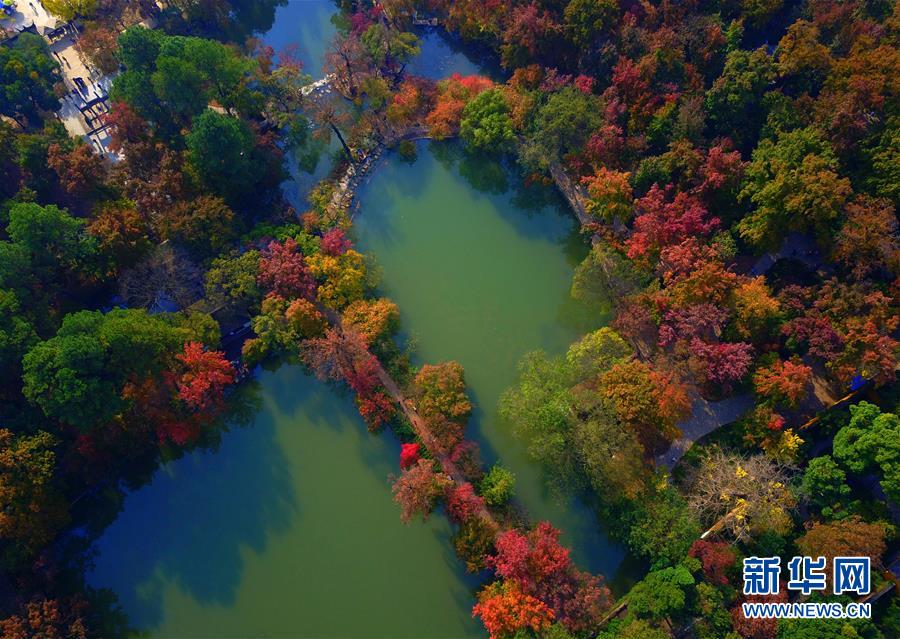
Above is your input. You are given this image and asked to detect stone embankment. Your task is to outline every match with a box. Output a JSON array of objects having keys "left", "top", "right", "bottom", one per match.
[{"left": 548, "top": 161, "right": 593, "bottom": 228}]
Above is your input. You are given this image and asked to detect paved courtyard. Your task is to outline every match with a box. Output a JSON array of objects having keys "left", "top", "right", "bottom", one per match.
[{"left": 5, "top": 0, "right": 118, "bottom": 158}]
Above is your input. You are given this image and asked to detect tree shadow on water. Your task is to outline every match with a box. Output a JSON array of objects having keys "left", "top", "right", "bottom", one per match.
[
  {"left": 87, "top": 382, "right": 297, "bottom": 632},
  {"left": 247, "top": 365, "right": 399, "bottom": 503},
  {"left": 432, "top": 141, "right": 581, "bottom": 247},
  {"left": 429, "top": 141, "right": 510, "bottom": 196}
]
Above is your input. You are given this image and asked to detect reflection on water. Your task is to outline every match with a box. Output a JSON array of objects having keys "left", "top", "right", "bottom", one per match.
[
  {"left": 406, "top": 29, "right": 497, "bottom": 80},
  {"left": 87, "top": 11, "right": 635, "bottom": 638},
  {"left": 354, "top": 141, "right": 629, "bottom": 581},
  {"left": 88, "top": 369, "right": 484, "bottom": 638},
  {"left": 260, "top": 0, "right": 339, "bottom": 77}
]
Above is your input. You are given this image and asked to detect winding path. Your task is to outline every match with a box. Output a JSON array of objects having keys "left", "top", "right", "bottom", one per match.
[
  {"left": 547, "top": 161, "right": 757, "bottom": 471},
  {"left": 656, "top": 393, "right": 755, "bottom": 470}
]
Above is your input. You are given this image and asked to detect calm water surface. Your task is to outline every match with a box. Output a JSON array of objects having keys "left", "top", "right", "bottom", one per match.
[
  {"left": 261, "top": 0, "right": 338, "bottom": 77},
  {"left": 88, "top": 370, "right": 483, "bottom": 638},
  {"left": 87, "top": 10, "right": 629, "bottom": 639},
  {"left": 354, "top": 141, "right": 627, "bottom": 578}
]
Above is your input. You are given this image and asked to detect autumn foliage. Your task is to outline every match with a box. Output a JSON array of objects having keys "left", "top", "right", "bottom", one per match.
[
  {"left": 753, "top": 358, "right": 813, "bottom": 408},
  {"left": 399, "top": 442, "right": 421, "bottom": 469},
  {"left": 600, "top": 360, "right": 690, "bottom": 452},
  {"left": 426, "top": 74, "right": 495, "bottom": 138},
  {"left": 258, "top": 238, "right": 317, "bottom": 300},
  {"left": 472, "top": 582, "right": 554, "bottom": 639},
  {"left": 486, "top": 522, "right": 612, "bottom": 632},
  {"left": 627, "top": 186, "right": 720, "bottom": 260},
  {"left": 689, "top": 539, "right": 736, "bottom": 586},
  {"left": 445, "top": 482, "right": 485, "bottom": 524},
  {"left": 731, "top": 590, "right": 787, "bottom": 639},
  {"left": 174, "top": 342, "right": 236, "bottom": 411},
  {"left": 391, "top": 458, "right": 452, "bottom": 523}
]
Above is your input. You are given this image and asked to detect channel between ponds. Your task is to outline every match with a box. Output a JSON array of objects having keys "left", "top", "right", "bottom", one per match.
[{"left": 86, "top": 9, "right": 637, "bottom": 637}]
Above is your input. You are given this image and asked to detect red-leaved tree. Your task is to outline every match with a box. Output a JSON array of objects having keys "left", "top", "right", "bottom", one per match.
[
  {"left": 689, "top": 539, "right": 736, "bottom": 586},
  {"left": 321, "top": 228, "right": 352, "bottom": 256},
  {"left": 489, "top": 522, "right": 611, "bottom": 631},
  {"left": 399, "top": 442, "right": 421, "bottom": 469},
  {"left": 258, "top": 238, "right": 317, "bottom": 300},
  {"left": 473, "top": 581, "right": 555, "bottom": 639},
  {"left": 628, "top": 185, "right": 720, "bottom": 259},
  {"left": 391, "top": 458, "right": 452, "bottom": 523},
  {"left": 445, "top": 482, "right": 485, "bottom": 524},
  {"left": 174, "top": 342, "right": 236, "bottom": 411}
]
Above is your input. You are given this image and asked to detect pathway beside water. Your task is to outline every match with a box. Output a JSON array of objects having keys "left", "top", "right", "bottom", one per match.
[
  {"left": 88, "top": 369, "right": 484, "bottom": 638},
  {"left": 354, "top": 141, "right": 631, "bottom": 582},
  {"left": 86, "top": 13, "right": 637, "bottom": 637}
]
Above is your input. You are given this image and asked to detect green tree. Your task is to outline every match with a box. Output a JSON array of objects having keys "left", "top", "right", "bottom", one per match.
[
  {"left": 564, "top": 0, "right": 619, "bottom": 50},
  {"left": 832, "top": 402, "right": 900, "bottom": 503},
  {"left": 575, "top": 410, "right": 649, "bottom": 502},
  {"left": 776, "top": 20, "right": 832, "bottom": 92},
  {"left": 0, "top": 243, "right": 33, "bottom": 309},
  {"left": 13, "top": 121, "right": 71, "bottom": 198},
  {"left": 360, "top": 23, "right": 420, "bottom": 70},
  {"left": 113, "top": 28, "right": 258, "bottom": 135},
  {"left": 185, "top": 110, "right": 255, "bottom": 205},
  {"left": 22, "top": 309, "right": 192, "bottom": 428},
  {"left": 151, "top": 55, "right": 209, "bottom": 121},
  {"left": 704, "top": 47, "right": 775, "bottom": 147},
  {"left": 204, "top": 250, "right": 262, "bottom": 311},
  {"left": 571, "top": 242, "right": 646, "bottom": 308},
  {"left": 479, "top": 463, "right": 515, "bottom": 506},
  {"left": 460, "top": 88, "right": 515, "bottom": 151},
  {"left": 154, "top": 36, "right": 255, "bottom": 117},
  {"left": 627, "top": 562, "right": 696, "bottom": 622},
  {"left": 41, "top": 0, "right": 96, "bottom": 20},
  {"left": 243, "top": 295, "right": 304, "bottom": 365},
  {"left": 0, "top": 429, "right": 68, "bottom": 564},
  {"left": 0, "top": 33, "right": 60, "bottom": 126},
  {"left": 626, "top": 487, "right": 700, "bottom": 566},
  {"left": 0, "top": 290, "right": 38, "bottom": 382},
  {"left": 738, "top": 127, "right": 852, "bottom": 248},
  {"left": 565, "top": 327, "right": 632, "bottom": 380},
  {"left": 801, "top": 456, "right": 851, "bottom": 518},
  {"left": 521, "top": 87, "right": 601, "bottom": 170},
  {"left": 741, "top": 0, "right": 784, "bottom": 29},
  {"left": 500, "top": 350, "right": 576, "bottom": 486},
  {"left": 867, "top": 118, "right": 900, "bottom": 206},
  {"left": 600, "top": 619, "right": 669, "bottom": 639},
  {"left": 694, "top": 582, "right": 735, "bottom": 639},
  {"left": 6, "top": 202, "right": 99, "bottom": 282},
  {"left": 116, "top": 26, "right": 164, "bottom": 72},
  {"left": 777, "top": 615, "right": 882, "bottom": 639}
]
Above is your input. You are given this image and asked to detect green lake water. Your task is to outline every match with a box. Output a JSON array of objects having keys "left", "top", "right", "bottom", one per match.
[
  {"left": 86, "top": 10, "right": 630, "bottom": 638},
  {"left": 354, "top": 142, "right": 626, "bottom": 579},
  {"left": 88, "top": 369, "right": 484, "bottom": 638}
]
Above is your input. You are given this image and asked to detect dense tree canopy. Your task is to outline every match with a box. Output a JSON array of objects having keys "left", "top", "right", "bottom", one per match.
[
  {"left": 0, "top": 33, "right": 60, "bottom": 127},
  {"left": 2, "top": 1, "right": 899, "bottom": 636},
  {"left": 832, "top": 402, "right": 900, "bottom": 503},
  {"left": 22, "top": 309, "right": 201, "bottom": 429},
  {"left": 460, "top": 88, "right": 515, "bottom": 151}
]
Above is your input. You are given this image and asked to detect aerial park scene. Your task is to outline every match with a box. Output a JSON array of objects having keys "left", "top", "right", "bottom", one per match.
[{"left": 0, "top": 1, "right": 898, "bottom": 638}]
